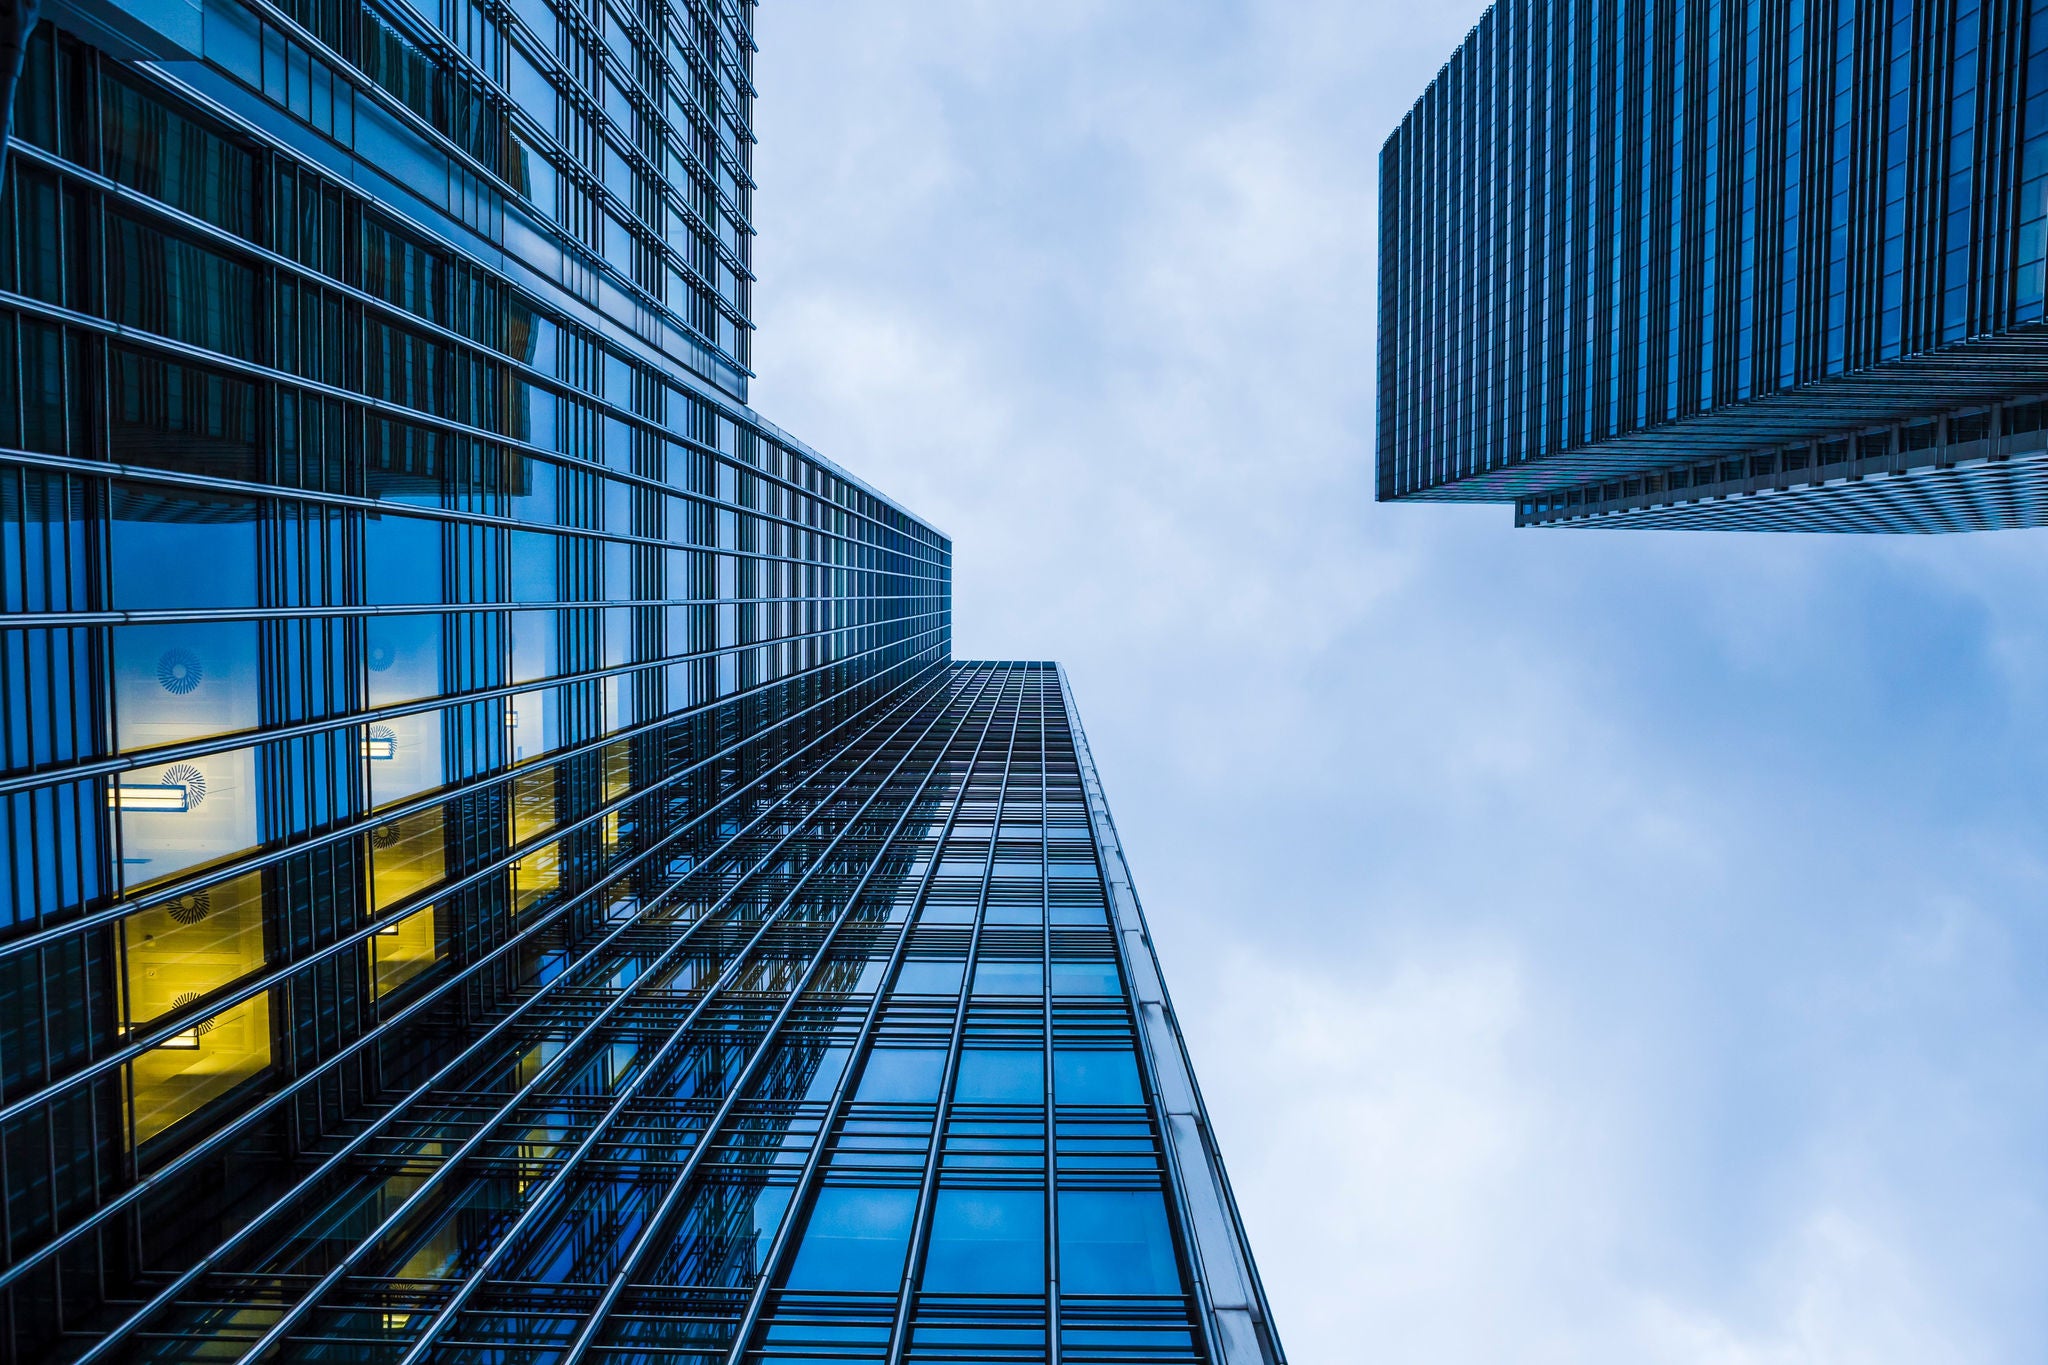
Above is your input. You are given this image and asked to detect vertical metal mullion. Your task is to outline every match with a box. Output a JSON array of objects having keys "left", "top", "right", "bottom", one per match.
[{"left": 1038, "top": 668, "right": 1060, "bottom": 1365}]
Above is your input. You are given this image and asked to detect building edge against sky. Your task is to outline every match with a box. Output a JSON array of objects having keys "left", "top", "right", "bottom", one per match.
[
  {"left": 0, "top": 1, "right": 1284, "bottom": 1362},
  {"left": 1377, "top": 0, "right": 2048, "bottom": 532}
]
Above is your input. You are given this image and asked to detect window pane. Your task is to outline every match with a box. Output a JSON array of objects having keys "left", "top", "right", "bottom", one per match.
[
  {"left": 122, "top": 871, "right": 265, "bottom": 1026},
  {"left": 109, "top": 349, "right": 259, "bottom": 481},
  {"left": 371, "top": 807, "right": 445, "bottom": 910},
  {"left": 891, "top": 959, "right": 962, "bottom": 996},
  {"left": 108, "top": 484, "right": 257, "bottom": 611},
  {"left": 921, "top": 1189, "right": 1044, "bottom": 1293},
  {"left": 369, "top": 706, "right": 445, "bottom": 808},
  {"left": 953, "top": 1050, "right": 1042, "bottom": 1104},
  {"left": 116, "top": 744, "right": 260, "bottom": 890},
  {"left": 112, "top": 621, "right": 259, "bottom": 749},
  {"left": 372, "top": 902, "right": 439, "bottom": 997},
  {"left": 1053, "top": 1050, "right": 1141, "bottom": 1107},
  {"left": 854, "top": 1048, "right": 945, "bottom": 1103},
  {"left": 1050, "top": 960, "right": 1120, "bottom": 996},
  {"left": 783, "top": 1188, "right": 916, "bottom": 1291},
  {"left": 365, "top": 613, "right": 443, "bottom": 707},
  {"left": 129, "top": 992, "right": 271, "bottom": 1146},
  {"left": 1057, "top": 1190, "right": 1182, "bottom": 1296},
  {"left": 363, "top": 511, "right": 445, "bottom": 605},
  {"left": 971, "top": 960, "right": 1041, "bottom": 996}
]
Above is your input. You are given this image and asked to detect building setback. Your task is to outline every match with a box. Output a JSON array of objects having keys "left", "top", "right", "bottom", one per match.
[
  {"left": 0, "top": 4, "right": 1282, "bottom": 1363},
  {"left": 1378, "top": 0, "right": 2048, "bottom": 531}
]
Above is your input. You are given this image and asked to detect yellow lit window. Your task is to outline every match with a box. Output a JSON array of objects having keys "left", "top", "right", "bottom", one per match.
[
  {"left": 370, "top": 807, "right": 446, "bottom": 912},
  {"left": 372, "top": 903, "right": 440, "bottom": 998},
  {"left": 512, "top": 765, "right": 558, "bottom": 844},
  {"left": 511, "top": 841, "right": 560, "bottom": 915},
  {"left": 122, "top": 872, "right": 266, "bottom": 1029},
  {"left": 601, "top": 739, "right": 632, "bottom": 802},
  {"left": 129, "top": 992, "right": 271, "bottom": 1145}
]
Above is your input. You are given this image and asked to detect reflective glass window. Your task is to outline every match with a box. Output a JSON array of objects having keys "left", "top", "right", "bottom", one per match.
[
  {"left": 920, "top": 1189, "right": 1044, "bottom": 1293},
  {"left": 112, "top": 621, "right": 259, "bottom": 749},
  {"left": 372, "top": 903, "right": 439, "bottom": 997},
  {"left": 370, "top": 806, "right": 445, "bottom": 910},
  {"left": 1053, "top": 1050, "right": 1142, "bottom": 1107},
  {"left": 1056, "top": 1190, "right": 1181, "bottom": 1296},
  {"left": 369, "top": 707, "right": 445, "bottom": 808},
  {"left": 364, "top": 511, "right": 444, "bottom": 605},
  {"left": 365, "top": 613, "right": 443, "bottom": 706},
  {"left": 953, "top": 1049, "right": 1042, "bottom": 1104},
  {"left": 1050, "top": 960, "right": 1120, "bottom": 996},
  {"left": 129, "top": 991, "right": 271, "bottom": 1146},
  {"left": 853, "top": 1048, "right": 945, "bottom": 1103},
  {"left": 892, "top": 959, "right": 963, "bottom": 996},
  {"left": 115, "top": 743, "right": 260, "bottom": 889},
  {"left": 122, "top": 871, "right": 265, "bottom": 1027},
  {"left": 108, "top": 485, "right": 256, "bottom": 611},
  {"left": 783, "top": 1187, "right": 917, "bottom": 1291},
  {"left": 971, "top": 960, "right": 1041, "bottom": 996}
]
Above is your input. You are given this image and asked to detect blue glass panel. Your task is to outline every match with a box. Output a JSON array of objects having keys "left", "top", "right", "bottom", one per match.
[
  {"left": 510, "top": 529, "right": 559, "bottom": 603},
  {"left": 1057, "top": 1190, "right": 1181, "bottom": 1296},
  {"left": 365, "top": 614, "right": 443, "bottom": 706},
  {"left": 363, "top": 511, "right": 444, "bottom": 605},
  {"left": 854, "top": 1048, "right": 945, "bottom": 1103},
  {"left": 108, "top": 485, "right": 256, "bottom": 610},
  {"left": 1050, "top": 899, "right": 1108, "bottom": 927},
  {"left": 1049, "top": 960, "right": 1119, "bottom": 996},
  {"left": 953, "top": 1050, "right": 1042, "bottom": 1104},
  {"left": 1053, "top": 1051, "right": 1141, "bottom": 1107},
  {"left": 892, "top": 959, "right": 963, "bottom": 995},
  {"left": 920, "top": 1189, "right": 1044, "bottom": 1293},
  {"left": 783, "top": 1188, "right": 916, "bottom": 1291},
  {"left": 971, "top": 960, "right": 1041, "bottom": 996}
]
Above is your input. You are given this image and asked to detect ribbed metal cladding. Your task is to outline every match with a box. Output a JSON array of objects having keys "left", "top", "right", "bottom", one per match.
[{"left": 1377, "top": 0, "right": 2048, "bottom": 514}]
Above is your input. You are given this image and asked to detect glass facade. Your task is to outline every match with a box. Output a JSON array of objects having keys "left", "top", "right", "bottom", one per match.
[
  {"left": 1378, "top": 0, "right": 2048, "bottom": 531},
  {"left": 0, "top": 3, "right": 1282, "bottom": 1363}
]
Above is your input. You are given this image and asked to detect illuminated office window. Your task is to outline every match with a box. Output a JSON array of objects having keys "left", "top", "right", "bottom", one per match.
[{"left": 128, "top": 993, "right": 271, "bottom": 1147}]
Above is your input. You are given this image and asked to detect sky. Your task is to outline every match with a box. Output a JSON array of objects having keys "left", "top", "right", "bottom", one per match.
[{"left": 746, "top": 2, "right": 2048, "bottom": 1361}]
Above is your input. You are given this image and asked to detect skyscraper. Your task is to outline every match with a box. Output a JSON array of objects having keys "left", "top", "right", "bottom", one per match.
[
  {"left": 0, "top": 4, "right": 1282, "bottom": 1363},
  {"left": 1378, "top": 0, "right": 2048, "bottom": 531}
]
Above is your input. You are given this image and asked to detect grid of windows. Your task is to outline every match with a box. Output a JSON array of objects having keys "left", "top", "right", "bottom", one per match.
[
  {"left": 0, "top": 16, "right": 959, "bottom": 1356},
  {"left": 1378, "top": 0, "right": 2048, "bottom": 530},
  {"left": 0, "top": 1, "right": 1284, "bottom": 1361},
  {"left": 1516, "top": 389, "right": 2048, "bottom": 527}
]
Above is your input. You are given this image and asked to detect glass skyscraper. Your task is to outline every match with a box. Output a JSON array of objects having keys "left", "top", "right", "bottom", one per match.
[
  {"left": 0, "top": 3, "right": 1282, "bottom": 1363},
  {"left": 1379, "top": 0, "right": 2048, "bottom": 531}
]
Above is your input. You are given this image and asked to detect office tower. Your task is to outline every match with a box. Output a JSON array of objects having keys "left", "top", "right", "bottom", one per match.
[
  {"left": 1378, "top": 0, "right": 2048, "bottom": 531},
  {"left": 0, "top": 2, "right": 1283, "bottom": 1363}
]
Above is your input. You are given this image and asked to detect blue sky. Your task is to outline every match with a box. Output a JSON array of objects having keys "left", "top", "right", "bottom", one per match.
[{"left": 748, "top": 2, "right": 2048, "bottom": 1359}]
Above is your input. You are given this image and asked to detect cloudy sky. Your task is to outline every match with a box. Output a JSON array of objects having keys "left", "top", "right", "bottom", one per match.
[{"left": 746, "top": 2, "right": 2048, "bottom": 1360}]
